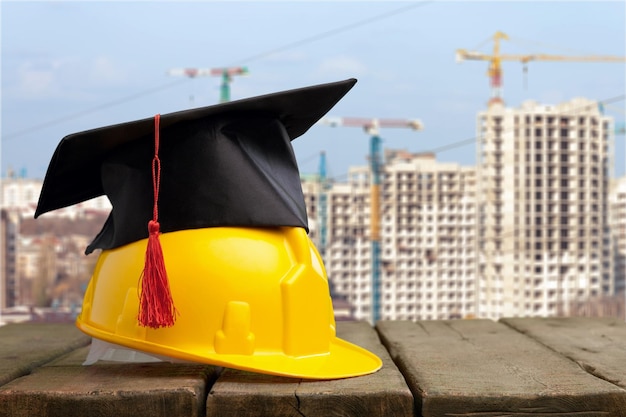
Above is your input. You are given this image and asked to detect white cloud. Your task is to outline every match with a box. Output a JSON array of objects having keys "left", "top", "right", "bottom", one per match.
[
  {"left": 11, "top": 56, "right": 131, "bottom": 101},
  {"left": 89, "top": 56, "right": 128, "bottom": 84},
  {"left": 16, "top": 64, "right": 57, "bottom": 98}
]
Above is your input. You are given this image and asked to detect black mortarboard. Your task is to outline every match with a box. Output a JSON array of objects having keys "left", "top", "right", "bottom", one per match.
[{"left": 35, "top": 78, "right": 357, "bottom": 254}]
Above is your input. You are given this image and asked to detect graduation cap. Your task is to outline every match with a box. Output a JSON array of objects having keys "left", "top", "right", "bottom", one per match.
[{"left": 35, "top": 78, "right": 357, "bottom": 329}]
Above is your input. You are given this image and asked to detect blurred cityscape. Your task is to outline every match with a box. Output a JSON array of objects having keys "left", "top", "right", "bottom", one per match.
[{"left": 1, "top": 94, "right": 625, "bottom": 325}]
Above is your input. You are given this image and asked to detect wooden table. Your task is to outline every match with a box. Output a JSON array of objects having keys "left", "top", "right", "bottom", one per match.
[{"left": 1, "top": 318, "right": 625, "bottom": 417}]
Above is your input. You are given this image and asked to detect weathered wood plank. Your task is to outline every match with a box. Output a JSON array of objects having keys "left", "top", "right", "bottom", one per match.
[
  {"left": 206, "top": 320, "right": 414, "bottom": 417},
  {"left": 0, "top": 323, "right": 90, "bottom": 386},
  {"left": 501, "top": 316, "right": 626, "bottom": 389},
  {"left": 377, "top": 319, "right": 626, "bottom": 417},
  {"left": 0, "top": 348, "right": 219, "bottom": 417}
]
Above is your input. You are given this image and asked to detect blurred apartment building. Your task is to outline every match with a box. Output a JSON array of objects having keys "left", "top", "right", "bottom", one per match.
[
  {"left": 610, "top": 176, "right": 626, "bottom": 295},
  {"left": 1, "top": 209, "right": 19, "bottom": 309},
  {"left": 1, "top": 173, "right": 110, "bottom": 311},
  {"left": 1, "top": 174, "right": 42, "bottom": 310},
  {"left": 476, "top": 98, "right": 614, "bottom": 319},
  {"left": 303, "top": 151, "right": 477, "bottom": 321},
  {"left": 303, "top": 97, "right": 620, "bottom": 321}
]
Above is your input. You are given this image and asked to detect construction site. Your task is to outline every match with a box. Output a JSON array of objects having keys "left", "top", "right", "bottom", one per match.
[
  {"left": 300, "top": 32, "right": 626, "bottom": 322},
  {"left": 2, "top": 30, "right": 625, "bottom": 324}
]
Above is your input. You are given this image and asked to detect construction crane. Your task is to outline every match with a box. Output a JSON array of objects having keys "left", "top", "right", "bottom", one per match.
[
  {"left": 456, "top": 31, "right": 626, "bottom": 106},
  {"left": 317, "top": 151, "right": 330, "bottom": 263},
  {"left": 167, "top": 66, "right": 249, "bottom": 103},
  {"left": 320, "top": 117, "right": 423, "bottom": 324}
]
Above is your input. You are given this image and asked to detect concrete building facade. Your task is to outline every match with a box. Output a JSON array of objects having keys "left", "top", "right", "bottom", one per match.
[
  {"left": 303, "top": 151, "right": 477, "bottom": 322},
  {"left": 1, "top": 176, "right": 110, "bottom": 310},
  {"left": 476, "top": 98, "right": 614, "bottom": 319},
  {"left": 1, "top": 209, "right": 20, "bottom": 309},
  {"left": 610, "top": 176, "right": 626, "bottom": 296}
]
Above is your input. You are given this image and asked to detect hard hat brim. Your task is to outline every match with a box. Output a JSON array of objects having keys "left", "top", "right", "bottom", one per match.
[{"left": 77, "top": 320, "right": 382, "bottom": 379}]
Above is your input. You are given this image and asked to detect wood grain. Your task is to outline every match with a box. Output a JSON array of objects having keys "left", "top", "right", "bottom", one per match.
[
  {"left": 376, "top": 319, "right": 626, "bottom": 417},
  {"left": 206, "top": 320, "right": 414, "bottom": 417},
  {"left": 501, "top": 316, "right": 626, "bottom": 389}
]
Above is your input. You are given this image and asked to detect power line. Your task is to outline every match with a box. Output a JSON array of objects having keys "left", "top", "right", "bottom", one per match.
[
  {"left": 233, "top": 1, "right": 435, "bottom": 65},
  {"left": 299, "top": 152, "right": 321, "bottom": 167},
  {"left": 3, "top": 1, "right": 434, "bottom": 142},
  {"left": 3, "top": 78, "right": 189, "bottom": 141}
]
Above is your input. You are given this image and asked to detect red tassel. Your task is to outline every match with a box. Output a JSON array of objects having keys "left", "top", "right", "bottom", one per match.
[
  {"left": 138, "top": 220, "right": 177, "bottom": 328},
  {"left": 138, "top": 115, "right": 178, "bottom": 328}
]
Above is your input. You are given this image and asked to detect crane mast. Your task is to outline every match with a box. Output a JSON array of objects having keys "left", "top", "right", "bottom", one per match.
[
  {"left": 320, "top": 117, "right": 423, "bottom": 324},
  {"left": 318, "top": 151, "right": 329, "bottom": 261}
]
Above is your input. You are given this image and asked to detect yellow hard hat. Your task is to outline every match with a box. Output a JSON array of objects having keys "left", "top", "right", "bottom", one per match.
[{"left": 77, "top": 226, "right": 382, "bottom": 379}]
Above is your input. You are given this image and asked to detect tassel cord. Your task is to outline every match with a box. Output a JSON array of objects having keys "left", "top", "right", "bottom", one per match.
[{"left": 138, "top": 114, "right": 178, "bottom": 329}]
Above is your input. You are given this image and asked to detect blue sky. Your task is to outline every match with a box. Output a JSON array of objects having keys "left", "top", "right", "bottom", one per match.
[{"left": 2, "top": 1, "right": 625, "bottom": 181}]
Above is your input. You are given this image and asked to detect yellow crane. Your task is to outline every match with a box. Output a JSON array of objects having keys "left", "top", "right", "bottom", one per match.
[
  {"left": 319, "top": 116, "right": 423, "bottom": 323},
  {"left": 456, "top": 31, "right": 626, "bottom": 106}
]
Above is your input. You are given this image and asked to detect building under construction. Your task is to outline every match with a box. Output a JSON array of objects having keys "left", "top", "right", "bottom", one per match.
[
  {"left": 610, "top": 176, "right": 626, "bottom": 299},
  {"left": 476, "top": 98, "right": 614, "bottom": 319},
  {"left": 303, "top": 97, "right": 619, "bottom": 322},
  {"left": 303, "top": 151, "right": 477, "bottom": 322}
]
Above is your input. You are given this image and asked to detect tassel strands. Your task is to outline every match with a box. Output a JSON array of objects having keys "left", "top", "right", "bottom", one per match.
[{"left": 138, "top": 114, "right": 178, "bottom": 328}]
